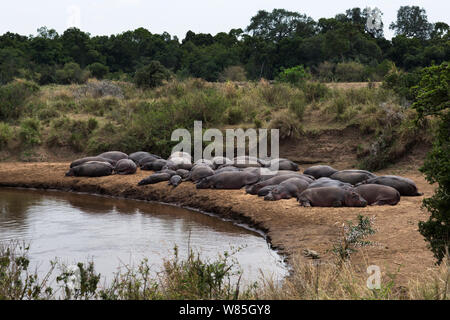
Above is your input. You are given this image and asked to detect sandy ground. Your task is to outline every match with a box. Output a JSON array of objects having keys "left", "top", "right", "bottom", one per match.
[{"left": 0, "top": 162, "right": 438, "bottom": 285}]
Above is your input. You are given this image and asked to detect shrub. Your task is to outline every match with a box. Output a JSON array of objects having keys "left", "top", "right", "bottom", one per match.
[
  {"left": 316, "top": 61, "right": 336, "bottom": 82},
  {"left": 219, "top": 65, "right": 247, "bottom": 82},
  {"left": 134, "top": 61, "right": 171, "bottom": 89},
  {"left": 383, "top": 68, "right": 422, "bottom": 101},
  {"left": 46, "top": 117, "right": 98, "bottom": 152},
  {"left": 225, "top": 106, "right": 244, "bottom": 125},
  {"left": 276, "top": 65, "right": 310, "bottom": 85},
  {"left": 288, "top": 92, "right": 307, "bottom": 120},
  {"left": 19, "top": 118, "right": 41, "bottom": 147},
  {"left": 268, "top": 109, "right": 303, "bottom": 139},
  {"left": 335, "top": 61, "right": 366, "bottom": 82},
  {"left": 55, "top": 62, "right": 89, "bottom": 84},
  {"left": 0, "top": 122, "right": 13, "bottom": 149},
  {"left": 0, "top": 79, "right": 40, "bottom": 121},
  {"left": 87, "top": 63, "right": 109, "bottom": 79},
  {"left": 302, "top": 82, "right": 329, "bottom": 103}
]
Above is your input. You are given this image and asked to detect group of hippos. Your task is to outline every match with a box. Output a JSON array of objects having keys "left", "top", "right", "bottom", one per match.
[{"left": 65, "top": 151, "right": 423, "bottom": 208}]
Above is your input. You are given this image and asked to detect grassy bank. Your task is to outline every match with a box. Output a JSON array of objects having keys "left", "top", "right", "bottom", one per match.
[
  {"left": 0, "top": 78, "right": 433, "bottom": 170},
  {"left": 1, "top": 239, "right": 448, "bottom": 300}
]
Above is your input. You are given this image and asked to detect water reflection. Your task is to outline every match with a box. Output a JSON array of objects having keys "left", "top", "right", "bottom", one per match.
[{"left": 0, "top": 188, "right": 287, "bottom": 285}]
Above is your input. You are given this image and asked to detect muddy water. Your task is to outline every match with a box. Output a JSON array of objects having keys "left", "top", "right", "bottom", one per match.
[{"left": 0, "top": 188, "right": 287, "bottom": 285}]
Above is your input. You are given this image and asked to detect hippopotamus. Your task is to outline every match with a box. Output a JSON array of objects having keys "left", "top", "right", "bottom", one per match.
[
  {"left": 212, "top": 156, "right": 233, "bottom": 169},
  {"left": 265, "top": 158, "right": 299, "bottom": 171},
  {"left": 303, "top": 165, "right": 338, "bottom": 179},
  {"left": 138, "top": 172, "right": 172, "bottom": 186},
  {"left": 264, "top": 178, "right": 309, "bottom": 201},
  {"left": 356, "top": 175, "right": 423, "bottom": 196},
  {"left": 329, "top": 170, "right": 377, "bottom": 185},
  {"left": 257, "top": 185, "right": 277, "bottom": 197},
  {"left": 228, "top": 156, "right": 262, "bottom": 168},
  {"left": 169, "top": 152, "right": 192, "bottom": 162},
  {"left": 297, "top": 187, "right": 368, "bottom": 207},
  {"left": 66, "top": 161, "right": 114, "bottom": 177},
  {"left": 70, "top": 156, "right": 116, "bottom": 168},
  {"left": 175, "top": 169, "right": 191, "bottom": 179},
  {"left": 188, "top": 165, "right": 215, "bottom": 182},
  {"left": 140, "top": 159, "right": 169, "bottom": 171},
  {"left": 114, "top": 159, "right": 137, "bottom": 175},
  {"left": 214, "top": 166, "right": 241, "bottom": 174},
  {"left": 354, "top": 184, "right": 401, "bottom": 205},
  {"left": 128, "top": 152, "right": 155, "bottom": 164},
  {"left": 158, "top": 169, "right": 177, "bottom": 177},
  {"left": 168, "top": 175, "right": 182, "bottom": 187},
  {"left": 169, "top": 156, "right": 193, "bottom": 170},
  {"left": 246, "top": 174, "right": 311, "bottom": 195},
  {"left": 138, "top": 155, "right": 162, "bottom": 167},
  {"left": 97, "top": 151, "right": 128, "bottom": 162},
  {"left": 193, "top": 159, "right": 214, "bottom": 169},
  {"left": 307, "top": 177, "right": 353, "bottom": 190},
  {"left": 196, "top": 171, "right": 260, "bottom": 189}
]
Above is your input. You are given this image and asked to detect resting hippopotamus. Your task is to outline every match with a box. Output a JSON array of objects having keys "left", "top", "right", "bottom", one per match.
[
  {"left": 246, "top": 174, "right": 311, "bottom": 195},
  {"left": 196, "top": 171, "right": 260, "bottom": 189},
  {"left": 228, "top": 156, "right": 262, "bottom": 168},
  {"left": 70, "top": 156, "right": 116, "bottom": 168},
  {"left": 307, "top": 177, "right": 353, "bottom": 190},
  {"left": 265, "top": 158, "right": 299, "bottom": 171},
  {"left": 303, "top": 165, "right": 338, "bottom": 179},
  {"left": 163, "top": 159, "right": 192, "bottom": 171},
  {"left": 215, "top": 166, "right": 241, "bottom": 174},
  {"left": 176, "top": 169, "right": 191, "bottom": 179},
  {"left": 168, "top": 175, "right": 182, "bottom": 187},
  {"left": 169, "top": 152, "right": 192, "bottom": 162},
  {"left": 330, "top": 170, "right": 376, "bottom": 185},
  {"left": 138, "top": 172, "right": 172, "bottom": 186},
  {"left": 97, "top": 151, "right": 128, "bottom": 162},
  {"left": 188, "top": 165, "right": 215, "bottom": 182},
  {"left": 212, "top": 156, "right": 233, "bottom": 169},
  {"left": 140, "top": 159, "right": 169, "bottom": 171},
  {"left": 354, "top": 184, "right": 401, "bottom": 205},
  {"left": 193, "top": 159, "right": 214, "bottom": 169},
  {"left": 114, "top": 159, "right": 137, "bottom": 175},
  {"left": 66, "top": 161, "right": 114, "bottom": 177},
  {"left": 297, "top": 187, "right": 368, "bottom": 207},
  {"left": 264, "top": 178, "right": 309, "bottom": 201},
  {"left": 128, "top": 152, "right": 153, "bottom": 164},
  {"left": 356, "top": 175, "right": 423, "bottom": 196},
  {"left": 138, "top": 155, "right": 161, "bottom": 167},
  {"left": 257, "top": 185, "right": 277, "bottom": 197}
]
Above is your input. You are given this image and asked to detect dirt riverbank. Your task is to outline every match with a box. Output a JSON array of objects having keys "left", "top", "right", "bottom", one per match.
[{"left": 0, "top": 162, "right": 438, "bottom": 285}]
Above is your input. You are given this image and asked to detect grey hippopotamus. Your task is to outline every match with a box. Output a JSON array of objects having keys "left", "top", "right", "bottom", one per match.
[
  {"left": 114, "top": 159, "right": 137, "bottom": 175},
  {"left": 227, "top": 156, "right": 262, "bottom": 168},
  {"left": 215, "top": 166, "right": 241, "bottom": 174},
  {"left": 70, "top": 156, "right": 116, "bottom": 168},
  {"left": 257, "top": 185, "right": 277, "bottom": 197},
  {"left": 193, "top": 159, "right": 214, "bottom": 169},
  {"left": 307, "top": 177, "right": 353, "bottom": 190},
  {"left": 356, "top": 175, "right": 423, "bottom": 196},
  {"left": 303, "top": 165, "right": 338, "bottom": 179},
  {"left": 97, "top": 151, "right": 128, "bottom": 162},
  {"left": 66, "top": 161, "right": 114, "bottom": 177},
  {"left": 169, "top": 152, "right": 192, "bottom": 162},
  {"left": 128, "top": 152, "right": 160, "bottom": 164},
  {"left": 196, "top": 171, "right": 260, "bottom": 189},
  {"left": 265, "top": 158, "right": 299, "bottom": 171},
  {"left": 175, "top": 169, "right": 191, "bottom": 179},
  {"left": 168, "top": 175, "right": 182, "bottom": 187},
  {"left": 330, "top": 170, "right": 377, "bottom": 185},
  {"left": 138, "top": 172, "right": 172, "bottom": 186},
  {"left": 212, "top": 156, "right": 233, "bottom": 169},
  {"left": 354, "top": 184, "right": 401, "bottom": 205},
  {"left": 264, "top": 178, "right": 309, "bottom": 201},
  {"left": 246, "top": 174, "right": 310, "bottom": 195},
  {"left": 140, "top": 159, "right": 169, "bottom": 171},
  {"left": 188, "top": 165, "right": 215, "bottom": 182},
  {"left": 138, "top": 155, "right": 162, "bottom": 167},
  {"left": 297, "top": 187, "right": 368, "bottom": 207}
]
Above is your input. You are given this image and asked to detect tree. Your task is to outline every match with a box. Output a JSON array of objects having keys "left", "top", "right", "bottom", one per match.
[
  {"left": 413, "top": 62, "right": 450, "bottom": 264},
  {"left": 88, "top": 62, "right": 109, "bottom": 79},
  {"left": 390, "top": 6, "right": 433, "bottom": 40},
  {"left": 134, "top": 61, "right": 170, "bottom": 88}
]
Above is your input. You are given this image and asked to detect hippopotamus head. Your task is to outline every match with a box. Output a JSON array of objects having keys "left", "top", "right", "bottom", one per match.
[
  {"left": 196, "top": 177, "right": 212, "bottom": 189},
  {"left": 264, "top": 186, "right": 287, "bottom": 201},
  {"left": 345, "top": 191, "right": 368, "bottom": 207},
  {"left": 65, "top": 169, "right": 75, "bottom": 177}
]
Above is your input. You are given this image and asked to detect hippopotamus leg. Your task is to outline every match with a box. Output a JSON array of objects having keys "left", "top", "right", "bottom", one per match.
[{"left": 298, "top": 198, "right": 312, "bottom": 207}]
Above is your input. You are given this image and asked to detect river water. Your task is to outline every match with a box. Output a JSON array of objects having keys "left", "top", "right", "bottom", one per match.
[{"left": 0, "top": 188, "right": 287, "bottom": 287}]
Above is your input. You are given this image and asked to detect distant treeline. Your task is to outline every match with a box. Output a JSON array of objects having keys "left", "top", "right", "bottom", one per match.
[{"left": 0, "top": 6, "right": 448, "bottom": 84}]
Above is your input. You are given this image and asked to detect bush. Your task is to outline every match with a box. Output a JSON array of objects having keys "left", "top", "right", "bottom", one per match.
[
  {"left": 0, "top": 79, "right": 40, "bottom": 121},
  {"left": 268, "top": 109, "right": 303, "bottom": 139},
  {"left": 19, "top": 118, "right": 41, "bottom": 147},
  {"left": 46, "top": 117, "right": 98, "bottom": 152},
  {"left": 316, "top": 61, "right": 336, "bottom": 82},
  {"left": 225, "top": 106, "right": 244, "bottom": 125},
  {"left": 87, "top": 63, "right": 109, "bottom": 79},
  {"left": 302, "top": 82, "right": 329, "bottom": 103},
  {"left": 383, "top": 69, "right": 422, "bottom": 101},
  {"left": 288, "top": 92, "right": 307, "bottom": 120},
  {"left": 219, "top": 65, "right": 247, "bottom": 82},
  {"left": 276, "top": 65, "right": 310, "bottom": 85},
  {"left": 134, "top": 61, "right": 171, "bottom": 89},
  {"left": 55, "top": 62, "right": 89, "bottom": 84},
  {"left": 335, "top": 61, "right": 366, "bottom": 82},
  {"left": 0, "top": 122, "right": 13, "bottom": 149}
]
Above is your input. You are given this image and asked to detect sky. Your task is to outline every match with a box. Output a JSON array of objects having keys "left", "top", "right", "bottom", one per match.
[{"left": 1, "top": 1, "right": 449, "bottom": 40}]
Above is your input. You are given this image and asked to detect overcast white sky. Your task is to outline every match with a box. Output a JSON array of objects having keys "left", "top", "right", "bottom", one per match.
[{"left": 1, "top": 1, "right": 449, "bottom": 40}]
